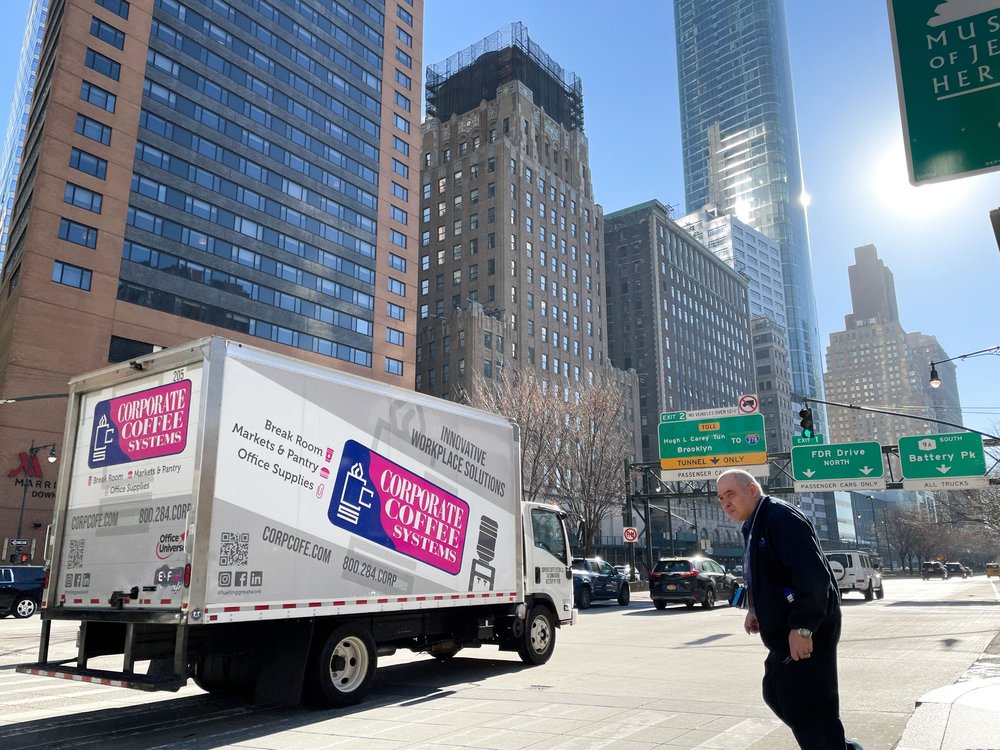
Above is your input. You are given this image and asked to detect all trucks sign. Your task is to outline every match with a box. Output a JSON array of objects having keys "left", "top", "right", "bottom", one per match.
[{"left": 898, "top": 432, "right": 988, "bottom": 490}]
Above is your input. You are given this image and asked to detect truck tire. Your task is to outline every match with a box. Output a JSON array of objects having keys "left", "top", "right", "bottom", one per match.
[
  {"left": 577, "top": 585, "right": 592, "bottom": 610},
  {"left": 313, "top": 624, "right": 377, "bottom": 707},
  {"left": 864, "top": 582, "right": 874, "bottom": 601},
  {"left": 617, "top": 584, "right": 630, "bottom": 606},
  {"left": 516, "top": 605, "right": 555, "bottom": 665},
  {"left": 192, "top": 654, "right": 258, "bottom": 696},
  {"left": 12, "top": 598, "right": 37, "bottom": 619}
]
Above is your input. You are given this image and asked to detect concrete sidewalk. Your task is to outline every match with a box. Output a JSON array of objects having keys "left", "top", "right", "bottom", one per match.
[{"left": 895, "top": 650, "right": 1000, "bottom": 750}]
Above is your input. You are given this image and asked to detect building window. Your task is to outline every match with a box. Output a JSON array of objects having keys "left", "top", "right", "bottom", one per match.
[
  {"left": 96, "top": 0, "right": 130, "bottom": 19},
  {"left": 52, "top": 261, "right": 93, "bottom": 290},
  {"left": 395, "top": 48, "right": 412, "bottom": 68},
  {"left": 80, "top": 80, "right": 116, "bottom": 112},
  {"left": 385, "top": 357, "right": 404, "bottom": 376},
  {"left": 59, "top": 218, "right": 98, "bottom": 248},
  {"left": 396, "top": 27, "right": 412, "bottom": 46},
  {"left": 69, "top": 148, "right": 107, "bottom": 179},
  {"left": 387, "top": 302, "right": 405, "bottom": 321},
  {"left": 387, "top": 277, "right": 405, "bottom": 296},
  {"left": 90, "top": 17, "right": 125, "bottom": 49},
  {"left": 64, "top": 183, "right": 103, "bottom": 213},
  {"left": 389, "top": 253, "right": 406, "bottom": 272},
  {"left": 386, "top": 328, "right": 404, "bottom": 346},
  {"left": 75, "top": 113, "right": 111, "bottom": 145},
  {"left": 395, "top": 69, "right": 412, "bottom": 90},
  {"left": 85, "top": 48, "right": 121, "bottom": 80}
]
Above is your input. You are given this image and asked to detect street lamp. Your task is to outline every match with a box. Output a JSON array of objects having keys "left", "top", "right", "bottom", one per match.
[
  {"left": 929, "top": 344, "right": 1000, "bottom": 388},
  {"left": 15, "top": 440, "right": 58, "bottom": 543}
]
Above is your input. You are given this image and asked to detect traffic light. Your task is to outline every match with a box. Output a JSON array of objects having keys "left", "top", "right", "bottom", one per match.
[
  {"left": 799, "top": 406, "right": 814, "bottom": 438},
  {"left": 9, "top": 552, "right": 29, "bottom": 564}
]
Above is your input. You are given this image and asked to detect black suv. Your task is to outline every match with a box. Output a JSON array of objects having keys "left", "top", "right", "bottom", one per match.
[
  {"left": 649, "top": 556, "right": 736, "bottom": 610},
  {"left": 0, "top": 565, "right": 45, "bottom": 618},
  {"left": 921, "top": 561, "right": 948, "bottom": 580}
]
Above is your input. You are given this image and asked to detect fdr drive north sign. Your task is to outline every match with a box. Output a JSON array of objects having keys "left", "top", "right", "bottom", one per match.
[
  {"left": 791, "top": 441, "right": 886, "bottom": 492},
  {"left": 658, "top": 414, "right": 767, "bottom": 472}
]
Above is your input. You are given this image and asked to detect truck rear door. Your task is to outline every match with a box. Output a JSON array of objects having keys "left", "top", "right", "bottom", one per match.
[{"left": 52, "top": 361, "right": 204, "bottom": 613}]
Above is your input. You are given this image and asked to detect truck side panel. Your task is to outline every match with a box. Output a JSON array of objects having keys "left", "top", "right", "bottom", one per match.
[
  {"left": 51, "top": 363, "right": 205, "bottom": 612},
  {"left": 201, "top": 348, "right": 522, "bottom": 623}
]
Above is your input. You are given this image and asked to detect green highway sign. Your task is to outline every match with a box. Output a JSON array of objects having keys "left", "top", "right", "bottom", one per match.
[
  {"left": 792, "top": 434, "right": 825, "bottom": 446},
  {"left": 658, "top": 414, "right": 766, "bottom": 471},
  {"left": 898, "top": 432, "right": 988, "bottom": 490},
  {"left": 791, "top": 441, "right": 886, "bottom": 492},
  {"left": 887, "top": 0, "right": 1000, "bottom": 184}
]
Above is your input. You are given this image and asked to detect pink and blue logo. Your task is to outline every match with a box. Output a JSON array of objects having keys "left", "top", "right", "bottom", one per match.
[
  {"left": 88, "top": 381, "right": 191, "bottom": 469},
  {"left": 329, "top": 440, "right": 469, "bottom": 575}
]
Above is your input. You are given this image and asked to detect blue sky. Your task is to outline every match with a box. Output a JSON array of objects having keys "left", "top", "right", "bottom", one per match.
[{"left": 2, "top": 1, "right": 997, "bottom": 438}]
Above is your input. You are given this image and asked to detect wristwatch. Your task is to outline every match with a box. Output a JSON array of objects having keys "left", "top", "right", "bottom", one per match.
[{"left": 796, "top": 628, "right": 813, "bottom": 638}]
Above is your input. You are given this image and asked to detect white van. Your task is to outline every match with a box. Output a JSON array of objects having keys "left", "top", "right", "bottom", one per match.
[{"left": 824, "top": 550, "right": 884, "bottom": 601}]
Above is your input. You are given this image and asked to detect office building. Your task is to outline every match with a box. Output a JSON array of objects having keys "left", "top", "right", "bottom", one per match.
[
  {"left": 0, "top": 0, "right": 48, "bottom": 266},
  {"left": 604, "top": 199, "right": 755, "bottom": 462},
  {"left": 0, "top": 0, "right": 423, "bottom": 555},
  {"left": 824, "top": 245, "right": 958, "bottom": 445},
  {"left": 674, "top": 0, "right": 824, "bottom": 411}
]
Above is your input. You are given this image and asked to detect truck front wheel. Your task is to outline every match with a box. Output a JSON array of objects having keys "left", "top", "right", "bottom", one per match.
[
  {"left": 516, "top": 605, "right": 556, "bottom": 665},
  {"left": 313, "top": 624, "right": 377, "bottom": 707}
]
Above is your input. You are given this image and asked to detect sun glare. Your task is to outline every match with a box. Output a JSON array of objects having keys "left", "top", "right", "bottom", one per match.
[{"left": 871, "top": 143, "right": 971, "bottom": 218}]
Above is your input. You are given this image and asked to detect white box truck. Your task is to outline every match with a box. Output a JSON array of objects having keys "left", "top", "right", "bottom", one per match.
[{"left": 19, "top": 338, "right": 575, "bottom": 706}]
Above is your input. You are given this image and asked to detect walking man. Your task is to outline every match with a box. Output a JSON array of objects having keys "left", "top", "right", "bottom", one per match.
[{"left": 716, "top": 468, "right": 861, "bottom": 750}]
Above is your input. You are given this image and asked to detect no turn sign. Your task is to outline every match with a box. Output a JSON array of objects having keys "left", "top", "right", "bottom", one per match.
[
  {"left": 738, "top": 394, "right": 759, "bottom": 414},
  {"left": 623, "top": 527, "right": 638, "bottom": 543}
]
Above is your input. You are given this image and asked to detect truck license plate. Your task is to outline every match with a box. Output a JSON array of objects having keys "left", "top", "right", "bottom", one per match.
[{"left": 666, "top": 584, "right": 676, "bottom": 590}]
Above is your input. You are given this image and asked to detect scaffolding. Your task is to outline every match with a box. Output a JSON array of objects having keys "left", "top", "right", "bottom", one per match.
[{"left": 426, "top": 22, "right": 584, "bottom": 132}]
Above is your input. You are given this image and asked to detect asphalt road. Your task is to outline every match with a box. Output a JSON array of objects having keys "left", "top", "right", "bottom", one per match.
[{"left": 1, "top": 574, "right": 998, "bottom": 749}]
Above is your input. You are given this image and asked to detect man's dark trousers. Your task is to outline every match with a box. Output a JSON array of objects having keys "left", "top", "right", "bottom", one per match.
[{"left": 761, "top": 606, "right": 847, "bottom": 749}]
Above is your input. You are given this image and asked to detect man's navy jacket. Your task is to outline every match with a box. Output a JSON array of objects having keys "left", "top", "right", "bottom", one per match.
[{"left": 742, "top": 495, "right": 840, "bottom": 645}]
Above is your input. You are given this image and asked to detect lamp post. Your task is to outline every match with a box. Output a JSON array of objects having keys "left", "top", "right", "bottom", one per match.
[
  {"left": 15, "top": 440, "right": 58, "bottom": 542},
  {"left": 868, "top": 496, "right": 881, "bottom": 560},
  {"left": 881, "top": 507, "right": 893, "bottom": 570},
  {"left": 929, "top": 344, "right": 1000, "bottom": 388}
]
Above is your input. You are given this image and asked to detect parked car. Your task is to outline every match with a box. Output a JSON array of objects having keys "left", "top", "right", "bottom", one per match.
[
  {"left": 648, "top": 556, "right": 736, "bottom": 610},
  {"left": 572, "top": 558, "right": 630, "bottom": 609},
  {"left": 0, "top": 565, "right": 45, "bottom": 618},
  {"left": 985, "top": 562, "right": 999, "bottom": 578},
  {"left": 824, "top": 550, "right": 884, "bottom": 601},
  {"left": 945, "top": 562, "right": 969, "bottom": 579},
  {"left": 921, "top": 561, "right": 949, "bottom": 580}
]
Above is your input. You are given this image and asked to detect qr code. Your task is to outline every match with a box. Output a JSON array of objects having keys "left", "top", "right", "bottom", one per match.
[
  {"left": 67, "top": 539, "right": 85, "bottom": 569},
  {"left": 219, "top": 532, "right": 249, "bottom": 567}
]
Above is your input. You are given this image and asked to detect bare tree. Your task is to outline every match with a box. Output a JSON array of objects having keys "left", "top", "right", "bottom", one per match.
[
  {"left": 465, "top": 369, "right": 570, "bottom": 504},
  {"left": 558, "top": 373, "right": 634, "bottom": 557}
]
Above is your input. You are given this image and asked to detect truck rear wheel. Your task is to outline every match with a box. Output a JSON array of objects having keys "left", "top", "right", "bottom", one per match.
[
  {"left": 313, "top": 624, "right": 377, "bottom": 707},
  {"left": 192, "top": 654, "right": 258, "bottom": 696},
  {"left": 516, "top": 605, "right": 555, "bottom": 665}
]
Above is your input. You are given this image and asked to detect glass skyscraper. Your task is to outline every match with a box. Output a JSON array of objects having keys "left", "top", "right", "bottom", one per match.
[
  {"left": 0, "top": 0, "right": 48, "bottom": 267},
  {"left": 674, "top": 0, "right": 823, "bottom": 406}
]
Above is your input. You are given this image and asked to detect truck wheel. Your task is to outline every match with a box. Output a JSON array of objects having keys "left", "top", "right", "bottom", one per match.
[
  {"left": 517, "top": 605, "right": 555, "bottom": 665},
  {"left": 577, "top": 586, "right": 592, "bottom": 610},
  {"left": 314, "top": 624, "right": 377, "bottom": 707},
  {"left": 617, "top": 584, "right": 630, "bottom": 606},
  {"left": 864, "top": 583, "right": 874, "bottom": 601},
  {"left": 875, "top": 583, "right": 885, "bottom": 600},
  {"left": 12, "top": 598, "right": 37, "bottom": 619},
  {"left": 192, "top": 654, "right": 258, "bottom": 696},
  {"left": 653, "top": 600, "right": 667, "bottom": 610}
]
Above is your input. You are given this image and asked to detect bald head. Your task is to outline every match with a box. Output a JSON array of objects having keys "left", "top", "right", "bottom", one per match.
[{"left": 716, "top": 469, "right": 762, "bottom": 523}]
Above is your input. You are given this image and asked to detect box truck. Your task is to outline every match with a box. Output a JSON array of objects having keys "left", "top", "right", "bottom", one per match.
[{"left": 19, "top": 338, "right": 575, "bottom": 706}]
